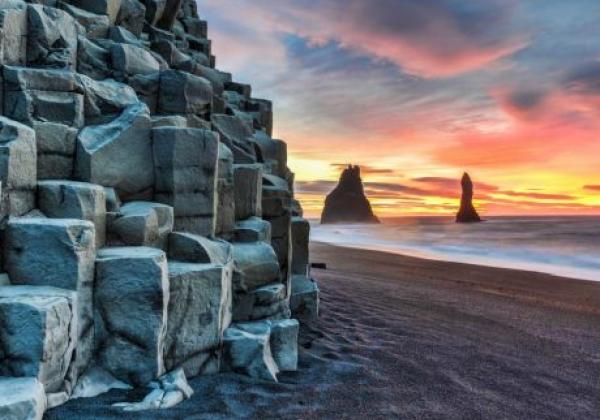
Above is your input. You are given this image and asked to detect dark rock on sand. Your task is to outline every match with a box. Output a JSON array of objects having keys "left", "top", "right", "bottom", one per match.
[
  {"left": 456, "top": 172, "right": 482, "bottom": 223},
  {"left": 321, "top": 165, "right": 379, "bottom": 224}
]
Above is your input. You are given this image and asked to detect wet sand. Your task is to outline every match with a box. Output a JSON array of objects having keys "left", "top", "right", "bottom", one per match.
[{"left": 47, "top": 242, "right": 600, "bottom": 419}]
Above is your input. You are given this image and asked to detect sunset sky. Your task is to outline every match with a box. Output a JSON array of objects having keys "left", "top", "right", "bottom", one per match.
[{"left": 196, "top": 0, "right": 600, "bottom": 218}]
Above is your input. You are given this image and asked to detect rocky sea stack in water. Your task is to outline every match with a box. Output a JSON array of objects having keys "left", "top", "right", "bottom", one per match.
[
  {"left": 0, "top": 0, "right": 319, "bottom": 417},
  {"left": 456, "top": 172, "right": 482, "bottom": 223},
  {"left": 321, "top": 165, "right": 380, "bottom": 224}
]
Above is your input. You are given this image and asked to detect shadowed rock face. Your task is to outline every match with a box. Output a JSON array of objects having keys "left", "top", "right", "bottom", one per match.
[
  {"left": 456, "top": 172, "right": 482, "bottom": 223},
  {"left": 321, "top": 165, "right": 380, "bottom": 224}
]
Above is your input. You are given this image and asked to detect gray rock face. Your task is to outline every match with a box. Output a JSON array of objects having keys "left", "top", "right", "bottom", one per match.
[
  {"left": 94, "top": 247, "right": 169, "bottom": 386},
  {"left": 290, "top": 275, "right": 320, "bottom": 321},
  {"left": 0, "top": 377, "right": 46, "bottom": 420},
  {"left": 4, "top": 218, "right": 96, "bottom": 373},
  {"left": 153, "top": 127, "right": 219, "bottom": 236},
  {"left": 0, "top": 2, "right": 28, "bottom": 67},
  {"left": 216, "top": 143, "right": 235, "bottom": 236},
  {"left": 38, "top": 180, "right": 107, "bottom": 247},
  {"left": 68, "top": 0, "right": 122, "bottom": 23},
  {"left": 234, "top": 164, "right": 262, "bottom": 220},
  {"left": 76, "top": 102, "right": 154, "bottom": 200},
  {"left": 27, "top": 5, "right": 78, "bottom": 69},
  {"left": 111, "top": 43, "right": 160, "bottom": 76},
  {"left": 222, "top": 323, "right": 279, "bottom": 382},
  {"left": 0, "top": 286, "right": 78, "bottom": 393},
  {"left": 107, "top": 201, "right": 173, "bottom": 248},
  {"left": 232, "top": 242, "right": 280, "bottom": 292},
  {"left": 164, "top": 262, "right": 232, "bottom": 376},
  {"left": 0, "top": 117, "right": 37, "bottom": 221}
]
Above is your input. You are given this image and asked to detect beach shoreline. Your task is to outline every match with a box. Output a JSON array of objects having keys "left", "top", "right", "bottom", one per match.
[{"left": 47, "top": 242, "right": 600, "bottom": 419}]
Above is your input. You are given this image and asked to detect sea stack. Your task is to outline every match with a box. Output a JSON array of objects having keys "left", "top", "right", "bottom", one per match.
[
  {"left": 456, "top": 172, "right": 482, "bottom": 223},
  {"left": 321, "top": 165, "right": 380, "bottom": 224}
]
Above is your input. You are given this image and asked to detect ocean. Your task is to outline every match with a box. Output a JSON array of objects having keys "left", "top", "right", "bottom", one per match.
[{"left": 310, "top": 216, "right": 600, "bottom": 282}]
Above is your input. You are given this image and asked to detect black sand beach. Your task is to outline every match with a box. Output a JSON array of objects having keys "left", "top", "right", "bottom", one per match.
[{"left": 46, "top": 242, "right": 600, "bottom": 419}]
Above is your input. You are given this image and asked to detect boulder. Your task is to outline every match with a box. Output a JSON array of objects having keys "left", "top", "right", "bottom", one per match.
[
  {"left": 0, "top": 377, "right": 46, "bottom": 420},
  {"left": 290, "top": 275, "right": 319, "bottom": 321},
  {"left": 153, "top": 127, "right": 219, "bottom": 236},
  {"left": 164, "top": 262, "right": 232, "bottom": 376},
  {"left": 115, "top": 0, "right": 146, "bottom": 37},
  {"left": 232, "top": 242, "right": 279, "bottom": 292},
  {"left": 4, "top": 218, "right": 96, "bottom": 372},
  {"left": 0, "top": 117, "right": 37, "bottom": 220},
  {"left": 211, "top": 114, "right": 256, "bottom": 163},
  {"left": 60, "top": 3, "right": 110, "bottom": 39},
  {"left": 37, "top": 180, "right": 107, "bottom": 247},
  {"left": 291, "top": 217, "right": 310, "bottom": 275},
  {"left": 76, "top": 102, "right": 154, "bottom": 200},
  {"left": 269, "top": 319, "right": 299, "bottom": 371},
  {"left": 111, "top": 43, "right": 160, "bottom": 76},
  {"left": 233, "top": 282, "right": 289, "bottom": 322},
  {"left": 4, "top": 89, "right": 85, "bottom": 128},
  {"left": 32, "top": 122, "right": 77, "bottom": 179},
  {"left": 234, "top": 164, "right": 262, "bottom": 220},
  {"left": 27, "top": 5, "right": 78, "bottom": 69},
  {"left": 94, "top": 247, "right": 169, "bottom": 386},
  {"left": 0, "top": 1, "right": 28, "bottom": 66},
  {"left": 78, "top": 76, "right": 139, "bottom": 124},
  {"left": 67, "top": 0, "right": 122, "bottom": 24},
  {"left": 222, "top": 323, "right": 278, "bottom": 382},
  {"left": 158, "top": 70, "right": 213, "bottom": 115},
  {"left": 76, "top": 36, "right": 112, "bottom": 80},
  {"left": 233, "top": 217, "right": 271, "bottom": 243},
  {"left": 107, "top": 201, "right": 173, "bottom": 248},
  {"left": 0, "top": 286, "right": 78, "bottom": 393},
  {"left": 167, "top": 232, "right": 232, "bottom": 264}
]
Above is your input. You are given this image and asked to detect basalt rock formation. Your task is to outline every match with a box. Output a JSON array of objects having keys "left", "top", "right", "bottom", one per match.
[
  {"left": 456, "top": 172, "right": 482, "bottom": 223},
  {"left": 321, "top": 165, "right": 380, "bottom": 224},
  {"left": 0, "top": 1, "right": 319, "bottom": 417}
]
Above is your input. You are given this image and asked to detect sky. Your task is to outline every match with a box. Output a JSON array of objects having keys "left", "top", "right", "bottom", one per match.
[{"left": 196, "top": 0, "right": 600, "bottom": 218}]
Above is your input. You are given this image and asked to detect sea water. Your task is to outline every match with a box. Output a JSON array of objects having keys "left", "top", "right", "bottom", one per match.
[{"left": 310, "top": 216, "right": 600, "bottom": 281}]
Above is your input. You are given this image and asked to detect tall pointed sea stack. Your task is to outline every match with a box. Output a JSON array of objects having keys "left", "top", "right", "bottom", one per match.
[
  {"left": 321, "top": 165, "right": 380, "bottom": 224},
  {"left": 456, "top": 172, "right": 482, "bottom": 223}
]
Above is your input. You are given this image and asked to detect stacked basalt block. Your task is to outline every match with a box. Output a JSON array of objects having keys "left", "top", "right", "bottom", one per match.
[{"left": 0, "top": 0, "right": 319, "bottom": 417}]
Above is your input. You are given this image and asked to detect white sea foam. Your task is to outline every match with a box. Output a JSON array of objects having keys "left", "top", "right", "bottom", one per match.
[{"left": 311, "top": 216, "right": 600, "bottom": 282}]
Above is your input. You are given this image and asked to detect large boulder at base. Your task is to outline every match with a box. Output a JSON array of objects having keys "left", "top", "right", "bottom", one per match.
[
  {"left": 4, "top": 219, "right": 96, "bottom": 373},
  {"left": 222, "top": 323, "right": 279, "bottom": 382},
  {"left": 232, "top": 242, "right": 280, "bottom": 292},
  {"left": 153, "top": 127, "right": 219, "bottom": 236},
  {"left": 0, "top": 377, "right": 46, "bottom": 420},
  {"left": 167, "top": 231, "right": 232, "bottom": 264},
  {"left": 0, "top": 117, "right": 37, "bottom": 221},
  {"left": 291, "top": 216, "right": 310, "bottom": 275},
  {"left": 164, "top": 262, "right": 232, "bottom": 376},
  {"left": 321, "top": 165, "right": 380, "bottom": 224},
  {"left": 269, "top": 319, "right": 299, "bottom": 371},
  {"left": 234, "top": 163, "right": 262, "bottom": 220},
  {"left": 0, "top": 286, "right": 78, "bottom": 393},
  {"left": 94, "top": 247, "right": 168, "bottom": 386},
  {"left": 290, "top": 275, "right": 320, "bottom": 321},
  {"left": 107, "top": 201, "right": 173, "bottom": 249},
  {"left": 75, "top": 102, "right": 154, "bottom": 200},
  {"left": 37, "top": 180, "right": 107, "bottom": 247}
]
